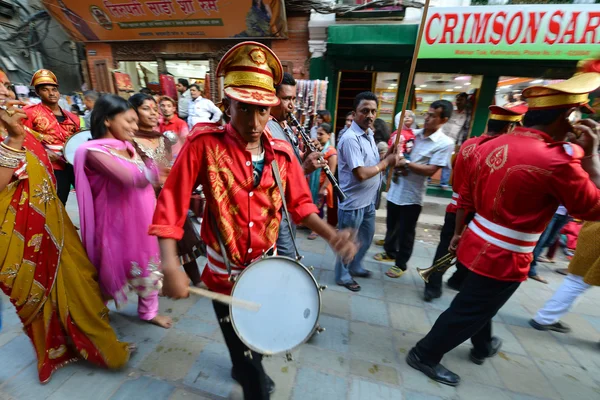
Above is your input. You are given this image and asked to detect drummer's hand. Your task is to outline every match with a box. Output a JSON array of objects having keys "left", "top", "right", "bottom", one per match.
[
  {"left": 0, "top": 100, "right": 27, "bottom": 141},
  {"left": 162, "top": 266, "right": 190, "bottom": 299},
  {"left": 329, "top": 228, "right": 358, "bottom": 264}
]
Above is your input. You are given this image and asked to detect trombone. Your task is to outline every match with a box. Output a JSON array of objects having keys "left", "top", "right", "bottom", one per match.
[{"left": 417, "top": 253, "right": 457, "bottom": 283}]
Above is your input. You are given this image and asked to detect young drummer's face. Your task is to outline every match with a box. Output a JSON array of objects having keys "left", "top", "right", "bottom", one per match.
[{"left": 228, "top": 98, "right": 271, "bottom": 143}]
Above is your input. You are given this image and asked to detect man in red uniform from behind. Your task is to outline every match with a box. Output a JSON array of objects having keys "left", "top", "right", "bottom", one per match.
[
  {"left": 149, "top": 42, "right": 358, "bottom": 399},
  {"left": 407, "top": 72, "right": 600, "bottom": 386}
]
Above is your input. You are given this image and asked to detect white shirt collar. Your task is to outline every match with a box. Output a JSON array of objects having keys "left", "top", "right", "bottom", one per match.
[{"left": 416, "top": 127, "right": 445, "bottom": 143}]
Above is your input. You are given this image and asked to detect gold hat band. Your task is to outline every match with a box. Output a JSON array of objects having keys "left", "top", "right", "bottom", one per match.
[
  {"left": 224, "top": 71, "right": 275, "bottom": 93},
  {"left": 526, "top": 93, "right": 589, "bottom": 109},
  {"left": 489, "top": 114, "right": 523, "bottom": 122}
]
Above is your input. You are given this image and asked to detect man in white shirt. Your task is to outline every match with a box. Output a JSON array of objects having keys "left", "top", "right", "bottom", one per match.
[
  {"left": 176, "top": 78, "right": 191, "bottom": 120},
  {"left": 440, "top": 93, "right": 470, "bottom": 188},
  {"left": 187, "top": 83, "right": 223, "bottom": 128}
]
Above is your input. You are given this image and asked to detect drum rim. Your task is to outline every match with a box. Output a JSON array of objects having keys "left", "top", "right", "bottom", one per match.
[
  {"left": 229, "top": 255, "right": 322, "bottom": 355},
  {"left": 64, "top": 130, "right": 92, "bottom": 164}
]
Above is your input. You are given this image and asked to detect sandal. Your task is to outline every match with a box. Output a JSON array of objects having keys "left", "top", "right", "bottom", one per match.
[
  {"left": 338, "top": 280, "right": 361, "bottom": 292},
  {"left": 374, "top": 239, "right": 385, "bottom": 246},
  {"left": 529, "top": 274, "right": 548, "bottom": 284},
  {"left": 307, "top": 232, "right": 319, "bottom": 240},
  {"left": 374, "top": 252, "right": 395, "bottom": 262},
  {"left": 536, "top": 256, "right": 555, "bottom": 263},
  {"left": 385, "top": 266, "right": 406, "bottom": 279}
]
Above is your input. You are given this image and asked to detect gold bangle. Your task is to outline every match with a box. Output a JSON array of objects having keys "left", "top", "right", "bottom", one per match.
[
  {"left": 1, "top": 141, "right": 26, "bottom": 153},
  {"left": 375, "top": 165, "right": 380, "bottom": 173}
]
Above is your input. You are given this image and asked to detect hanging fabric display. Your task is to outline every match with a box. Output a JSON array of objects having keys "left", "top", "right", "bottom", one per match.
[{"left": 295, "top": 79, "right": 328, "bottom": 128}]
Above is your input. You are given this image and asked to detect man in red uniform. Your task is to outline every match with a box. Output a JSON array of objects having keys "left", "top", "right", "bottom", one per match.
[
  {"left": 23, "top": 69, "right": 79, "bottom": 204},
  {"left": 423, "top": 104, "right": 527, "bottom": 301},
  {"left": 158, "top": 95, "right": 189, "bottom": 158},
  {"left": 406, "top": 72, "right": 600, "bottom": 386},
  {"left": 149, "top": 42, "right": 357, "bottom": 399}
]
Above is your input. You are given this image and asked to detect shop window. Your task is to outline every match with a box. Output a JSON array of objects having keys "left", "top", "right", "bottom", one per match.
[{"left": 373, "top": 72, "right": 401, "bottom": 127}]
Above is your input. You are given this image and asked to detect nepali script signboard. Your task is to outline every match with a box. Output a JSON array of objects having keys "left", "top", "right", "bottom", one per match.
[
  {"left": 418, "top": 4, "right": 600, "bottom": 60},
  {"left": 42, "top": 0, "right": 287, "bottom": 41}
]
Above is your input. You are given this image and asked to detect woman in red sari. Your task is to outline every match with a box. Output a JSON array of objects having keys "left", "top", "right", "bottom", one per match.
[{"left": 0, "top": 70, "right": 131, "bottom": 383}]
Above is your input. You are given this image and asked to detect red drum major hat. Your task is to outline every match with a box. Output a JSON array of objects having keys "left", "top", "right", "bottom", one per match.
[
  {"left": 30, "top": 69, "right": 59, "bottom": 87},
  {"left": 488, "top": 103, "right": 528, "bottom": 122},
  {"left": 216, "top": 41, "right": 283, "bottom": 107}
]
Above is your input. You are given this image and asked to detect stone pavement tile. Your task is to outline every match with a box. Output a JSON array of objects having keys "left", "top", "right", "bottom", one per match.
[
  {"left": 160, "top": 295, "right": 200, "bottom": 319},
  {"left": 351, "top": 296, "right": 390, "bottom": 327},
  {"left": 0, "top": 390, "right": 17, "bottom": 400},
  {"left": 169, "top": 389, "right": 213, "bottom": 400},
  {"left": 442, "top": 346, "right": 504, "bottom": 388},
  {"left": 0, "top": 335, "right": 36, "bottom": 382},
  {"left": 348, "top": 378, "right": 403, "bottom": 400},
  {"left": 317, "top": 270, "right": 348, "bottom": 293},
  {"left": 490, "top": 353, "right": 560, "bottom": 400},
  {"left": 307, "top": 315, "right": 349, "bottom": 353},
  {"left": 349, "top": 359, "right": 400, "bottom": 385},
  {"left": 0, "top": 363, "right": 76, "bottom": 399},
  {"left": 349, "top": 322, "right": 395, "bottom": 365},
  {"left": 174, "top": 317, "right": 220, "bottom": 339},
  {"left": 291, "top": 367, "right": 347, "bottom": 400},
  {"left": 389, "top": 304, "right": 432, "bottom": 335},
  {"left": 298, "top": 344, "right": 350, "bottom": 375},
  {"left": 384, "top": 282, "right": 426, "bottom": 308},
  {"left": 354, "top": 279, "right": 385, "bottom": 300},
  {"left": 511, "top": 395, "right": 555, "bottom": 400},
  {"left": 183, "top": 342, "right": 233, "bottom": 399},
  {"left": 549, "top": 334, "right": 600, "bottom": 373},
  {"left": 403, "top": 390, "right": 444, "bottom": 400},
  {"left": 0, "top": 326, "right": 22, "bottom": 348},
  {"left": 509, "top": 326, "right": 577, "bottom": 366},
  {"left": 456, "top": 383, "right": 512, "bottom": 400},
  {"left": 46, "top": 367, "right": 127, "bottom": 400},
  {"left": 362, "top": 261, "right": 384, "bottom": 279},
  {"left": 263, "top": 353, "right": 299, "bottom": 400},
  {"left": 582, "top": 314, "right": 600, "bottom": 334},
  {"left": 139, "top": 330, "right": 209, "bottom": 380},
  {"left": 491, "top": 323, "right": 528, "bottom": 356},
  {"left": 498, "top": 304, "right": 536, "bottom": 328},
  {"left": 392, "top": 331, "right": 425, "bottom": 362},
  {"left": 320, "top": 290, "right": 351, "bottom": 319},
  {"left": 535, "top": 359, "right": 600, "bottom": 400},
  {"left": 109, "top": 376, "right": 175, "bottom": 400},
  {"left": 408, "top": 255, "right": 434, "bottom": 270},
  {"left": 185, "top": 298, "right": 221, "bottom": 324},
  {"left": 572, "top": 298, "right": 600, "bottom": 317}
]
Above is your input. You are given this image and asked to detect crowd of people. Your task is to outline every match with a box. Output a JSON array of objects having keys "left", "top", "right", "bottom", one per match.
[{"left": 0, "top": 42, "right": 599, "bottom": 400}]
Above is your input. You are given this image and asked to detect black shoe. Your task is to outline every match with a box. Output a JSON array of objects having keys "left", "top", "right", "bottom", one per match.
[
  {"left": 424, "top": 290, "right": 441, "bottom": 302},
  {"left": 406, "top": 348, "right": 460, "bottom": 386},
  {"left": 529, "top": 319, "right": 572, "bottom": 333},
  {"left": 446, "top": 280, "right": 461, "bottom": 291},
  {"left": 231, "top": 368, "right": 276, "bottom": 394},
  {"left": 469, "top": 337, "right": 502, "bottom": 365}
]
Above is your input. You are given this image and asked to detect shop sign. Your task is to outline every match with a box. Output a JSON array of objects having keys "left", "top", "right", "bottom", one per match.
[
  {"left": 419, "top": 4, "right": 600, "bottom": 60},
  {"left": 42, "top": 0, "right": 287, "bottom": 42}
]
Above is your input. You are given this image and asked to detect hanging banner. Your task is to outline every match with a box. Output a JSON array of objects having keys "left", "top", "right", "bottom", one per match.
[
  {"left": 42, "top": 0, "right": 287, "bottom": 42},
  {"left": 419, "top": 4, "right": 600, "bottom": 60}
]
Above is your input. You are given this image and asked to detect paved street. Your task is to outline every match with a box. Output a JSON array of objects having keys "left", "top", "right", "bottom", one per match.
[{"left": 1, "top": 208, "right": 600, "bottom": 399}]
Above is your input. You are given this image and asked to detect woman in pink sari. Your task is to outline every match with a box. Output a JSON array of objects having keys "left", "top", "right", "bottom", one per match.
[{"left": 73, "top": 94, "right": 172, "bottom": 328}]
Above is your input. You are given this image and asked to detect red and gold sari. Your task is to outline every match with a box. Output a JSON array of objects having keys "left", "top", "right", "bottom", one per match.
[{"left": 0, "top": 132, "right": 130, "bottom": 383}]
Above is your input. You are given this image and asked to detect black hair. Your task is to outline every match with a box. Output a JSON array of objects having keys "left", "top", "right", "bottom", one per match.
[
  {"left": 70, "top": 104, "right": 81, "bottom": 115},
  {"left": 353, "top": 91, "right": 378, "bottom": 110},
  {"left": 457, "top": 92, "right": 468, "bottom": 99},
  {"left": 318, "top": 122, "right": 332, "bottom": 134},
  {"left": 316, "top": 109, "right": 331, "bottom": 123},
  {"left": 178, "top": 78, "right": 189, "bottom": 88},
  {"left": 487, "top": 119, "right": 514, "bottom": 134},
  {"left": 190, "top": 84, "right": 201, "bottom": 92},
  {"left": 83, "top": 90, "right": 99, "bottom": 101},
  {"left": 275, "top": 72, "right": 296, "bottom": 93},
  {"left": 522, "top": 108, "right": 568, "bottom": 127},
  {"left": 373, "top": 118, "right": 391, "bottom": 143},
  {"left": 345, "top": 111, "right": 353, "bottom": 118},
  {"left": 430, "top": 100, "right": 453, "bottom": 120},
  {"left": 129, "top": 92, "right": 156, "bottom": 111},
  {"left": 139, "top": 87, "right": 152, "bottom": 95},
  {"left": 90, "top": 94, "right": 133, "bottom": 139}
]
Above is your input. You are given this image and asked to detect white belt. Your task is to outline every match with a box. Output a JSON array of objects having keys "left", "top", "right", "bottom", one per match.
[{"left": 468, "top": 214, "right": 541, "bottom": 253}]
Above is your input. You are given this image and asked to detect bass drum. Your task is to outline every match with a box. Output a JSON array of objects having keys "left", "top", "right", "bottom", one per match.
[
  {"left": 229, "top": 256, "right": 322, "bottom": 355},
  {"left": 64, "top": 130, "right": 93, "bottom": 164}
]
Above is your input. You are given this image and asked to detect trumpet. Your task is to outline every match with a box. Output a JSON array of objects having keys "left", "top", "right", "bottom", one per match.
[
  {"left": 417, "top": 253, "right": 457, "bottom": 283},
  {"left": 287, "top": 114, "right": 348, "bottom": 202}
]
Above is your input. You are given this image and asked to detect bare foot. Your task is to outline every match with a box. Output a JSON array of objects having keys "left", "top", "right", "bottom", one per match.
[{"left": 148, "top": 315, "right": 173, "bottom": 329}]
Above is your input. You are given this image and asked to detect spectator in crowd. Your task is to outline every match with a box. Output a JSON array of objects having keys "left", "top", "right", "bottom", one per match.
[
  {"left": 373, "top": 118, "right": 391, "bottom": 159},
  {"left": 337, "top": 111, "right": 354, "bottom": 145},
  {"left": 308, "top": 123, "right": 338, "bottom": 240},
  {"left": 187, "top": 84, "right": 222, "bottom": 128},
  {"left": 440, "top": 93, "right": 470, "bottom": 189},
  {"left": 375, "top": 100, "right": 454, "bottom": 279},
  {"left": 83, "top": 90, "right": 99, "bottom": 128},
  {"left": 389, "top": 110, "right": 417, "bottom": 156},
  {"left": 310, "top": 109, "right": 332, "bottom": 140},
  {"left": 176, "top": 78, "right": 191, "bottom": 120},
  {"left": 159, "top": 96, "right": 189, "bottom": 158},
  {"left": 140, "top": 87, "right": 153, "bottom": 96},
  {"left": 336, "top": 91, "right": 401, "bottom": 292},
  {"left": 528, "top": 206, "right": 569, "bottom": 284}
]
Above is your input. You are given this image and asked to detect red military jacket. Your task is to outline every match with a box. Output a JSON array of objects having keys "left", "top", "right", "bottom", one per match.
[
  {"left": 149, "top": 123, "right": 319, "bottom": 294},
  {"left": 456, "top": 127, "right": 600, "bottom": 282},
  {"left": 23, "top": 103, "right": 80, "bottom": 170},
  {"left": 446, "top": 135, "right": 489, "bottom": 214}
]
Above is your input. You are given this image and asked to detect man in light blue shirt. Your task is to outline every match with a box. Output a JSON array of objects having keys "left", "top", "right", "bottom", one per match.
[
  {"left": 336, "top": 91, "right": 401, "bottom": 292},
  {"left": 376, "top": 100, "right": 454, "bottom": 280}
]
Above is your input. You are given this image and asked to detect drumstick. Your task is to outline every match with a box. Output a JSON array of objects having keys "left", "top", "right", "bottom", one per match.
[{"left": 188, "top": 287, "right": 261, "bottom": 312}]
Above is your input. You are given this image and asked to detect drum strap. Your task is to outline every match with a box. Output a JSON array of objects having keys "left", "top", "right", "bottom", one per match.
[
  {"left": 271, "top": 159, "right": 302, "bottom": 261},
  {"left": 209, "top": 214, "right": 234, "bottom": 278}
]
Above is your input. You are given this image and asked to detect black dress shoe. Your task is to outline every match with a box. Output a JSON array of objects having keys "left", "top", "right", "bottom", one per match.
[
  {"left": 231, "top": 368, "right": 276, "bottom": 394},
  {"left": 469, "top": 337, "right": 502, "bottom": 365},
  {"left": 529, "top": 319, "right": 571, "bottom": 333},
  {"left": 406, "top": 348, "right": 461, "bottom": 386},
  {"left": 424, "top": 290, "right": 441, "bottom": 302}
]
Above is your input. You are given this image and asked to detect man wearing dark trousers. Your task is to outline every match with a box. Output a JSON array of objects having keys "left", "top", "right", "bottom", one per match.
[
  {"left": 407, "top": 72, "right": 600, "bottom": 386},
  {"left": 424, "top": 104, "right": 528, "bottom": 301},
  {"left": 375, "top": 100, "right": 454, "bottom": 280}
]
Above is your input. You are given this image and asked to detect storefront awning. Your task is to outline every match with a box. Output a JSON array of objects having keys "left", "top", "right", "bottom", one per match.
[{"left": 327, "top": 24, "right": 417, "bottom": 59}]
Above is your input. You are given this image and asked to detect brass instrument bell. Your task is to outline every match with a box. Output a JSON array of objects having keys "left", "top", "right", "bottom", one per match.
[{"left": 417, "top": 253, "right": 457, "bottom": 283}]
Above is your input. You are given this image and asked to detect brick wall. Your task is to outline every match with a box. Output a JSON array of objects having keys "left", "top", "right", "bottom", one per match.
[
  {"left": 271, "top": 13, "right": 310, "bottom": 79},
  {"left": 85, "top": 43, "right": 115, "bottom": 92}
]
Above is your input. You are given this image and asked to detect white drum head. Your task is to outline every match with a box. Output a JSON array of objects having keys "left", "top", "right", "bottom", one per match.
[
  {"left": 230, "top": 257, "right": 321, "bottom": 355},
  {"left": 64, "top": 130, "right": 92, "bottom": 164}
]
